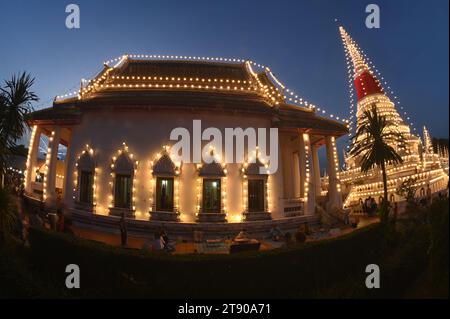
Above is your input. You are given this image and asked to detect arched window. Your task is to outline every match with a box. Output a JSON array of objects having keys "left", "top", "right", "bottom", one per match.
[
  {"left": 199, "top": 162, "right": 225, "bottom": 213},
  {"left": 241, "top": 157, "right": 271, "bottom": 221},
  {"left": 74, "top": 147, "right": 96, "bottom": 212},
  {"left": 196, "top": 158, "right": 227, "bottom": 222},
  {"left": 149, "top": 148, "right": 181, "bottom": 221},
  {"left": 109, "top": 144, "right": 137, "bottom": 217}
]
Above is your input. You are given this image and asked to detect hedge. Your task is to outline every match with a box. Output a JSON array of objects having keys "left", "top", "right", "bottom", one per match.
[{"left": 28, "top": 223, "right": 385, "bottom": 298}]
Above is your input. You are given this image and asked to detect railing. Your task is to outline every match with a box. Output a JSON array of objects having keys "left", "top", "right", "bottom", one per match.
[{"left": 282, "top": 197, "right": 304, "bottom": 217}]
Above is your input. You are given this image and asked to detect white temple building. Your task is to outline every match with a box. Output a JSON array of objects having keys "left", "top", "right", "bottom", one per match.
[{"left": 23, "top": 55, "right": 349, "bottom": 233}]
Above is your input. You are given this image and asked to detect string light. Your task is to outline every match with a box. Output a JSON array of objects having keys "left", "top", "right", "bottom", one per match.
[
  {"left": 42, "top": 131, "right": 55, "bottom": 201},
  {"left": 109, "top": 142, "right": 139, "bottom": 213},
  {"left": 24, "top": 125, "right": 38, "bottom": 190},
  {"left": 149, "top": 145, "right": 182, "bottom": 220},
  {"left": 54, "top": 54, "right": 349, "bottom": 125},
  {"left": 72, "top": 144, "right": 98, "bottom": 211},
  {"left": 339, "top": 27, "right": 421, "bottom": 155},
  {"left": 241, "top": 148, "right": 272, "bottom": 220}
]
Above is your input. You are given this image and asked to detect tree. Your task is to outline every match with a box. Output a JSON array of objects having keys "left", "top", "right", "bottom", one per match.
[
  {"left": 0, "top": 72, "right": 38, "bottom": 185},
  {"left": 396, "top": 177, "right": 418, "bottom": 204},
  {"left": 10, "top": 144, "right": 29, "bottom": 157},
  {"left": 349, "top": 105, "right": 404, "bottom": 224}
]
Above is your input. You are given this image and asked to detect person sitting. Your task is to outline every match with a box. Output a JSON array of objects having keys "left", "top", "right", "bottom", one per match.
[
  {"left": 269, "top": 226, "right": 283, "bottom": 241},
  {"left": 301, "top": 222, "right": 311, "bottom": 236},
  {"left": 234, "top": 229, "right": 250, "bottom": 242},
  {"left": 349, "top": 214, "right": 360, "bottom": 228},
  {"left": 159, "top": 227, "right": 174, "bottom": 252},
  {"left": 152, "top": 232, "right": 165, "bottom": 251}
]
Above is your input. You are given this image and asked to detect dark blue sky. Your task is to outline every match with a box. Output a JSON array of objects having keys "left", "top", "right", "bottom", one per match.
[{"left": 1, "top": 0, "right": 448, "bottom": 143}]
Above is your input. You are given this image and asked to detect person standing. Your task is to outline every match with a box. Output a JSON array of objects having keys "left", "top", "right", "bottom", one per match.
[
  {"left": 426, "top": 184, "right": 432, "bottom": 205},
  {"left": 119, "top": 212, "right": 128, "bottom": 247},
  {"left": 393, "top": 202, "right": 398, "bottom": 222},
  {"left": 56, "top": 209, "right": 65, "bottom": 232}
]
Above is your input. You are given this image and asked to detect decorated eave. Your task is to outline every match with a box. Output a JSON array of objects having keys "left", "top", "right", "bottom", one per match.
[
  {"left": 26, "top": 105, "right": 81, "bottom": 126},
  {"left": 275, "top": 103, "right": 349, "bottom": 138}
]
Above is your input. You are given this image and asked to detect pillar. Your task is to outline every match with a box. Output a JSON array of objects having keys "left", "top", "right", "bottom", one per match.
[
  {"left": 25, "top": 125, "right": 42, "bottom": 193},
  {"left": 44, "top": 126, "right": 61, "bottom": 205},
  {"left": 298, "top": 131, "right": 306, "bottom": 198},
  {"left": 61, "top": 130, "right": 72, "bottom": 199},
  {"left": 325, "top": 135, "right": 342, "bottom": 209},
  {"left": 312, "top": 144, "right": 322, "bottom": 196},
  {"left": 302, "top": 133, "right": 316, "bottom": 215}
]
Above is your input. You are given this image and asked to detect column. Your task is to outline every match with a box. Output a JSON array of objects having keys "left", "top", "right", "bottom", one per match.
[
  {"left": 312, "top": 143, "right": 322, "bottom": 196},
  {"left": 298, "top": 131, "right": 306, "bottom": 198},
  {"left": 61, "top": 131, "right": 72, "bottom": 199},
  {"left": 325, "top": 136, "right": 342, "bottom": 209},
  {"left": 302, "top": 133, "right": 316, "bottom": 215},
  {"left": 25, "top": 125, "right": 42, "bottom": 193},
  {"left": 44, "top": 126, "right": 61, "bottom": 205}
]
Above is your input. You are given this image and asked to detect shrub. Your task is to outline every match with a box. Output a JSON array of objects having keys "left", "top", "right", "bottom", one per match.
[
  {"left": 428, "top": 198, "right": 449, "bottom": 296},
  {"left": 0, "top": 188, "right": 18, "bottom": 244}
]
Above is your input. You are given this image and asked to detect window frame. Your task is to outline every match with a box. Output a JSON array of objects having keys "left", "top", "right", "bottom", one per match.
[
  {"left": 155, "top": 176, "right": 175, "bottom": 212},
  {"left": 114, "top": 173, "right": 133, "bottom": 209},
  {"left": 202, "top": 178, "right": 222, "bottom": 214},
  {"left": 247, "top": 178, "right": 265, "bottom": 213},
  {"left": 78, "top": 170, "right": 94, "bottom": 204}
]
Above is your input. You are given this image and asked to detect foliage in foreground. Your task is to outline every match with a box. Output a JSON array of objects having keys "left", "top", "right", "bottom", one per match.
[
  {"left": 0, "top": 198, "right": 448, "bottom": 298},
  {"left": 0, "top": 187, "right": 18, "bottom": 243}
]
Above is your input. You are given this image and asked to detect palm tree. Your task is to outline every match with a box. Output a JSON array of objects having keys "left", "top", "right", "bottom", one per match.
[
  {"left": 0, "top": 72, "right": 38, "bottom": 185},
  {"left": 349, "top": 105, "right": 404, "bottom": 224}
]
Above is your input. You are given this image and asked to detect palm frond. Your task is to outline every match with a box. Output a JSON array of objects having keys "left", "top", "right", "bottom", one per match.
[
  {"left": 349, "top": 105, "right": 404, "bottom": 172},
  {"left": 0, "top": 72, "right": 38, "bottom": 174}
]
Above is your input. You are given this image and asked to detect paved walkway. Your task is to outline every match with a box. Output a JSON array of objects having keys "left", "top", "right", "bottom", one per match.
[
  {"left": 71, "top": 225, "right": 283, "bottom": 253},
  {"left": 70, "top": 215, "right": 379, "bottom": 254},
  {"left": 16, "top": 193, "right": 380, "bottom": 254}
]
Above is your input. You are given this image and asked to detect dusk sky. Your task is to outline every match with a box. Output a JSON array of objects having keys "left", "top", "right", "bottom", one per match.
[{"left": 1, "top": 0, "right": 448, "bottom": 146}]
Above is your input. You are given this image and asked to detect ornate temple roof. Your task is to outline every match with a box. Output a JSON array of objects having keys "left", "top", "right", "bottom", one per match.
[
  {"left": 27, "top": 57, "right": 349, "bottom": 136},
  {"left": 116, "top": 59, "right": 251, "bottom": 81}
]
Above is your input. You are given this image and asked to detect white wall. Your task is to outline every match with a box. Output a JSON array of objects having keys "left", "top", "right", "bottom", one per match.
[{"left": 64, "top": 107, "right": 287, "bottom": 221}]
